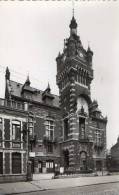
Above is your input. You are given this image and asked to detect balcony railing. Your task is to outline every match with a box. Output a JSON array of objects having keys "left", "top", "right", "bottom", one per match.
[
  {"left": 0, "top": 98, "right": 28, "bottom": 111},
  {"left": 94, "top": 141, "right": 104, "bottom": 148}
]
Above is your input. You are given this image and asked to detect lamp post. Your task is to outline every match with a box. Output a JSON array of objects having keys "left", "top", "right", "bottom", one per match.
[{"left": 26, "top": 112, "right": 33, "bottom": 181}]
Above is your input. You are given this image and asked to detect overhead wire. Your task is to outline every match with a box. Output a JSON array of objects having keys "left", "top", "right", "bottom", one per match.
[{"left": 0, "top": 64, "right": 46, "bottom": 86}]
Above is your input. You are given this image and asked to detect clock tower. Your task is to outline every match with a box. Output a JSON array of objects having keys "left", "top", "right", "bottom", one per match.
[{"left": 56, "top": 16, "right": 107, "bottom": 171}]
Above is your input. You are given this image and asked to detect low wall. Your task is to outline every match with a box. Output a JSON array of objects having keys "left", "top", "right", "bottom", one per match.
[{"left": 0, "top": 174, "right": 27, "bottom": 183}]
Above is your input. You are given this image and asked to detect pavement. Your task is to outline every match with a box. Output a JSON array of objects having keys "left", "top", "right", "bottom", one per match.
[{"left": 0, "top": 174, "right": 119, "bottom": 195}]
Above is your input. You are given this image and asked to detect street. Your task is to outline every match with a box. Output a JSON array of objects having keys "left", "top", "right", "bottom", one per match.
[
  {"left": 0, "top": 175, "right": 119, "bottom": 195},
  {"left": 12, "top": 182, "right": 119, "bottom": 195}
]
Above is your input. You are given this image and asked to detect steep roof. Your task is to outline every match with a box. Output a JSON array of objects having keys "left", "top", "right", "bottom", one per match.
[{"left": 8, "top": 80, "right": 60, "bottom": 108}]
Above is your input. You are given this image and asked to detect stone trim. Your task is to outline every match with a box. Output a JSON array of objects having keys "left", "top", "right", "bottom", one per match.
[
  {"left": 10, "top": 152, "right": 12, "bottom": 174},
  {"left": 3, "top": 152, "right": 5, "bottom": 174},
  {"left": 0, "top": 114, "right": 26, "bottom": 122},
  {"left": 2, "top": 119, "right": 5, "bottom": 148}
]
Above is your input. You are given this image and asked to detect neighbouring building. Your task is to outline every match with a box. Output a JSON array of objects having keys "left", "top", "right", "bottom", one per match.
[
  {"left": 1, "top": 15, "right": 107, "bottom": 179},
  {"left": 0, "top": 97, "right": 28, "bottom": 182},
  {"left": 107, "top": 137, "right": 119, "bottom": 172},
  {"left": 4, "top": 67, "right": 62, "bottom": 175}
]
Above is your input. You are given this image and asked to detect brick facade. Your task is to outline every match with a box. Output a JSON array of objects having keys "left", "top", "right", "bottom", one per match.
[
  {"left": 0, "top": 102, "right": 28, "bottom": 182},
  {"left": 108, "top": 138, "right": 119, "bottom": 172},
  {"left": 56, "top": 16, "right": 107, "bottom": 172}
]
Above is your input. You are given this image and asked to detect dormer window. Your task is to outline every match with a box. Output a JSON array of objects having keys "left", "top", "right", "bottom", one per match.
[{"left": 42, "top": 83, "right": 54, "bottom": 105}]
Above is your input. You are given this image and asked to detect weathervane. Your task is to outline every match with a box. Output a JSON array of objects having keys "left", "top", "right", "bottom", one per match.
[{"left": 72, "top": 0, "right": 75, "bottom": 17}]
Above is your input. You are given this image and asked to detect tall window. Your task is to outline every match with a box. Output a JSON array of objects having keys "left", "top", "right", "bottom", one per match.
[
  {"left": 64, "top": 118, "right": 69, "bottom": 140},
  {"left": 45, "top": 119, "right": 54, "bottom": 140},
  {"left": 0, "top": 118, "right": 2, "bottom": 147},
  {"left": 95, "top": 130, "right": 101, "bottom": 145},
  {"left": 28, "top": 116, "right": 34, "bottom": 136},
  {"left": 12, "top": 153, "right": 21, "bottom": 174},
  {"left": 47, "top": 142, "right": 53, "bottom": 153},
  {"left": 79, "top": 117, "right": 85, "bottom": 139},
  {"left": 0, "top": 152, "right": 3, "bottom": 174},
  {"left": 12, "top": 121, "right": 21, "bottom": 141}
]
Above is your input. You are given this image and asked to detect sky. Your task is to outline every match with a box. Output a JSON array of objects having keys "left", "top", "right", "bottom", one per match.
[{"left": 0, "top": 1, "right": 119, "bottom": 149}]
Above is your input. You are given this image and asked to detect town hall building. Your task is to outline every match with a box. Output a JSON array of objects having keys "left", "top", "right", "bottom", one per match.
[
  {"left": 56, "top": 16, "right": 107, "bottom": 172},
  {"left": 0, "top": 15, "right": 107, "bottom": 182}
]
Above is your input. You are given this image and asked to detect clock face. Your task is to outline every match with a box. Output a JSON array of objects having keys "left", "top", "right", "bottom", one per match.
[
  {"left": 78, "top": 51, "right": 84, "bottom": 58},
  {"left": 77, "top": 97, "right": 89, "bottom": 115}
]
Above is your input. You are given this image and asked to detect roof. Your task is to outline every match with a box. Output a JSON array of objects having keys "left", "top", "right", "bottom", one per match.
[{"left": 8, "top": 80, "right": 60, "bottom": 108}]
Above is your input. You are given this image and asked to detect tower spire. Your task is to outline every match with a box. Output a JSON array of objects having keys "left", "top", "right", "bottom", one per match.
[
  {"left": 70, "top": 0, "right": 77, "bottom": 35},
  {"left": 72, "top": 0, "right": 75, "bottom": 17}
]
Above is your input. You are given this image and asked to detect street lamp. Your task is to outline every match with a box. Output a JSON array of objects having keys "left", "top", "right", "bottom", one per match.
[{"left": 27, "top": 112, "right": 34, "bottom": 181}]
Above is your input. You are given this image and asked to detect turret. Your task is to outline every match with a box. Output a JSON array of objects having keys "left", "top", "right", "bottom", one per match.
[
  {"left": 69, "top": 16, "right": 77, "bottom": 36},
  {"left": 5, "top": 67, "right": 11, "bottom": 99},
  {"left": 87, "top": 45, "right": 93, "bottom": 66}
]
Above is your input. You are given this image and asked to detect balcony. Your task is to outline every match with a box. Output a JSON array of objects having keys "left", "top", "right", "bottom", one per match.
[
  {"left": 79, "top": 137, "right": 90, "bottom": 143},
  {"left": 94, "top": 142, "right": 104, "bottom": 149},
  {"left": 43, "top": 135, "right": 57, "bottom": 145},
  {"left": 0, "top": 98, "right": 27, "bottom": 111}
]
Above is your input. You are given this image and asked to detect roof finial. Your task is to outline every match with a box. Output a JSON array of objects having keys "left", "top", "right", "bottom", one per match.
[
  {"left": 88, "top": 41, "right": 91, "bottom": 51},
  {"left": 25, "top": 73, "right": 31, "bottom": 86},
  {"left": 47, "top": 82, "right": 50, "bottom": 89},
  {"left": 46, "top": 82, "right": 51, "bottom": 93},
  {"left": 5, "top": 66, "right": 10, "bottom": 80}
]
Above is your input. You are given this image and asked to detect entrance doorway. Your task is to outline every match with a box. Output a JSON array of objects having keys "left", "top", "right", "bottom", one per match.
[
  {"left": 46, "top": 161, "right": 54, "bottom": 173},
  {"left": 63, "top": 149, "right": 69, "bottom": 169},
  {"left": 96, "top": 160, "right": 102, "bottom": 171},
  {"left": 38, "top": 161, "right": 42, "bottom": 173},
  {"left": 80, "top": 151, "right": 87, "bottom": 171}
]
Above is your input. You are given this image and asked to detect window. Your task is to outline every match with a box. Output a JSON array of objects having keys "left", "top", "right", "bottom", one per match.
[
  {"left": 95, "top": 130, "right": 101, "bottom": 145},
  {"left": 46, "top": 161, "right": 54, "bottom": 173},
  {"left": 12, "top": 153, "right": 21, "bottom": 174},
  {"left": 45, "top": 119, "right": 54, "bottom": 140},
  {"left": 0, "top": 118, "right": 2, "bottom": 147},
  {"left": 46, "top": 161, "right": 53, "bottom": 168},
  {"left": 64, "top": 118, "right": 69, "bottom": 140},
  {"left": 79, "top": 117, "right": 85, "bottom": 139},
  {"left": 81, "top": 124, "right": 85, "bottom": 138},
  {"left": 12, "top": 121, "right": 21, "bottom": 141},
  {"left": 0, "top": 152, "right": 3, "bottom": 174},
  {"left": 28, "top": 117, "right": 34, "bottom": 136},
  {"left": 47, "top": 142, "right": 53, "bottom": 153}
]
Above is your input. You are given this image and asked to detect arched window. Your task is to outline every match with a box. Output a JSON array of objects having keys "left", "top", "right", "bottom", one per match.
[{"left": 80, "top": 151, "right": 87, "bottom": 171}]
